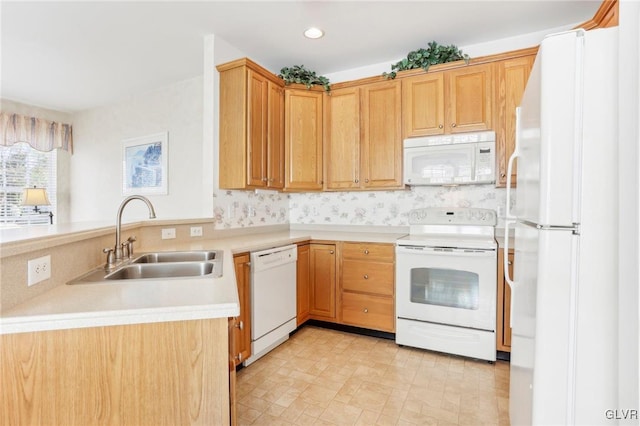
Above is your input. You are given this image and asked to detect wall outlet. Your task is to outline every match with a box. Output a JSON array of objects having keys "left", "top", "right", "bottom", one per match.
[
  {"left": 190, "top": 226, "right": 203, "bottom": 237},
  {"left": 161, "top": 228, "right": 176, "bottom": 239},
  {"left": 28, "top": 255, "right": 51, "bottom": 286}
]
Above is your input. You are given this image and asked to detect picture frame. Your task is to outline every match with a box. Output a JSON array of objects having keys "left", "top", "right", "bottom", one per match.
[{"left": 122, "top": 132, "right": 168, "bottom": 195}]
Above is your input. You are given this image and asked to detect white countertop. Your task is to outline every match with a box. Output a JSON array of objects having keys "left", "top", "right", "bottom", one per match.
[{"left": 0, "top": 227, "right": 406, "bottom": 335}]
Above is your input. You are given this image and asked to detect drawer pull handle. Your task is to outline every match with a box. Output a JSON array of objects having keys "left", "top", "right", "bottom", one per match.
[
  {"left": 363, "top": 274, "right": 369, "bottom": 279},
  {"left": 363, "top": 308, "right": 369, "bottom": 313}
]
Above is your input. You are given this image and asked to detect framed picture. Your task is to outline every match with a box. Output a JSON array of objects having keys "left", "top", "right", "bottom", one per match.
[{"left": 122, "top": 132, "right": 168, "bottom": 195}]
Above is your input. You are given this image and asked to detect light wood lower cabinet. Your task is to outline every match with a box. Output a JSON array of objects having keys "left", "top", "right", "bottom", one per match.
[
  {"left": 497, "top": 248, "right": 514, "bottom": 351},
  {"left": 340, "top": 242, "right": 395, "bottom": 332},
  {"left": 296, "top": 243, "right": 311, "bottom": 325},
  {"left": 232, "top": 253, "right": 251, "bottom": 365},
  {"left": 1, "top": 319, "right": 230, "bottom": 426},
  {"left": 308, "top": 243, "right": 337, "bottom": 320}
]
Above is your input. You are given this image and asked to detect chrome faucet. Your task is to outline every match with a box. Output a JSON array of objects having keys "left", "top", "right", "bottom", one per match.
[{"left": 114, "top": 195, "right": 156, "bottom": 260}]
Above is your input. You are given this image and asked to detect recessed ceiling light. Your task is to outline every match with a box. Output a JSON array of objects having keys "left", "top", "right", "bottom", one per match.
[{"left": 304, "top": 27, "right": 324, "bottom": 39}]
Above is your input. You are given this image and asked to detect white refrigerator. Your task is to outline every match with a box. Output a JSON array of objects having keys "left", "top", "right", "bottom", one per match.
[{"left": 504, "top": 28, "right": 619, "bottom": 425}]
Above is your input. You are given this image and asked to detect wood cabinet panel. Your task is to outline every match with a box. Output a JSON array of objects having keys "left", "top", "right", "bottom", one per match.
[
  {"left": 361, "top": 80, "right": 403, "bottom": 188},
  {"left": 497, "top": 248, "right": 514, "bottom": 351},
  {"left": 1, "top": 320, "right": 229, "bottom": 426},
  {"left": 342, "top": 260, "right": 394, "bottom": 296},
  {"left": 285, "top": 88, "right": 323, "bottom": 191},
  {"left": 495, "top": 55, "right": 535, "bottom": 187},
  {"left": 402, "top": 72, "right": 445, "bottom": 137},
  {"left": 446, "top": 63, "right": 494, "bottom": 133},
  {"left": 341, "top": 292, "right": 395, "bottom": 332},
  {"left": 232, "top": 253, "right": 251, "bottom": 365},
  {"left": 324, "top": 87, "right": 361, "bottom": 190},
  {"left": 342, "top": 242, "right": 394, "bottom": 261},
  {"left": 309, "top": 243, "right": 337, "bottom": 319},
  {"left": 218, "top": 58, "right": 284, "bottom": 190},
  {"left": 296, "top": 243, "right": 311, "bottom": 326}
]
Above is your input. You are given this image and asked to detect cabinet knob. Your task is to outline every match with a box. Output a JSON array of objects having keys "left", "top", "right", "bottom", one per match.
[
  {"left": 508, "top": 261, "right": 513, "bottom": 266},
  {"left": 500, "top": 173, "right": 506, "bottom": 178},
  {"left": 364, "top": 178, "right": 369, "bottom": 183},
  {"left": 363, "top": 308, "right": 369, "bottom": 313},
  {"left": 451, "top": 123, "right": 457, "bottom": 128},
  {"left": 363, "top": 274, "right": 369, "bottom": 279},
  {"left": 235, "top": 320, "right": 244, "bottom": 330},
  {"left": 268, "top": 178, "right": 274, "bottom": 183},
  {"left": 262, "top": 177, "right": 268, "bottom": 182},
  {"left": 364, "top": 249, "right": 369, "bottom": 255},
  {"left": 438, "top": 124, "right": 444, "bottom": 129},
  {"left": 329, "top": 250, "right": 334, "bottom": 254},
  {"left": 355, "top": 179, "right": 359, "bottom": 183},
  {"left": 235, "top": 353, "right": 243, "bottom": 362}
]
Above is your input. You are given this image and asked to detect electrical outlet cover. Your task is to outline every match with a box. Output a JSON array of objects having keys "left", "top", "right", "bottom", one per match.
[
  {"left": 27, "top": 255, "right": 51, "bottom": 286},
  {"left": 161, "top": 228, "right": 176, "bottom": 239}
]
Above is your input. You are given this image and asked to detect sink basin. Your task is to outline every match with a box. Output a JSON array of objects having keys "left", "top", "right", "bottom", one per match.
[
  {"left": 104, "top": 262, "right": 216, "bottom": 280},
  {"left": 132, "top": 250, "right": 219, "bottom": 264}
]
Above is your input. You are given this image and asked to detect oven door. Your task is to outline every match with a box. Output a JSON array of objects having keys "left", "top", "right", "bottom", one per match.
[{"left": 396, "top": 245, "right": 497, "bottom": 331}]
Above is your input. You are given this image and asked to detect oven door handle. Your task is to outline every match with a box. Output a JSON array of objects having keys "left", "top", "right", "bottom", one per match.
[{"left": 396, "top": 246, "right": 496, "bottom": 257}]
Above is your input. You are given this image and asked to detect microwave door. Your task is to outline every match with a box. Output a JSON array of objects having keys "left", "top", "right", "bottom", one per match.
[{"left": 404, "top": 144, "right": 475, "bottom": 185}]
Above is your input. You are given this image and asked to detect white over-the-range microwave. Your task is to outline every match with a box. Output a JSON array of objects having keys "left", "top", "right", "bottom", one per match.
[{"left": 403, "top": 130, "right": 496, "bottom": 186}]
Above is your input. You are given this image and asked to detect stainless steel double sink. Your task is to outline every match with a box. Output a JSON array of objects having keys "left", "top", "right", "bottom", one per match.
[{"left": 67, "top": 250, "right": 223, "bottom": 284}]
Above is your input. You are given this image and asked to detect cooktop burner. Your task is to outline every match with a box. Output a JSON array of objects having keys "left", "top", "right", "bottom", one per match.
[{"left": 397, "top": 208, "right": 497, "bottom": 250}]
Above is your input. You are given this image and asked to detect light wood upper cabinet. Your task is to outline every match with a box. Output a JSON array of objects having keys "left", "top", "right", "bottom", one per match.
[
  {"left": 325, "top": 81, "right": 403, "bottom": 190},
  {"left": 446, "top": 63, "right": 494, "bottom": 133},
  {"left": 218, "top": 58, "right": 284, "bottom": 190},
  {"left": 308, "top": 243, "right": 337, "bottom": 320},
  {"left": 361, "top": 80, "right": 403, "bottom": 188},
  {"left": 284, "top": 88, "right": 324, "bottom": 191},
  {"left": 402, "top": 72, "right": 445, "bottom": 137},
  {"left": 402, "top": 62, "right": 493, "bottom": 137},
  {"left": 495, "top": 54, "right": 535, "bottom": 187},
  {"left": 324, "top": 87, "right": 361, "bottom": 190}
]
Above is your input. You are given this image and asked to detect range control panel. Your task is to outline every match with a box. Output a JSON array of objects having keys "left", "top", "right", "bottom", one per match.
[{"left": 408, "top": 208, "right": 497, "bottom": 226}]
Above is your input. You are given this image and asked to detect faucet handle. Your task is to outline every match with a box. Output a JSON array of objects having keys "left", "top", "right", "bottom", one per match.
[
  {"left": 125, "top": 236, "right": 136, "bottom": 259},
  {"left": 103, "top": 248, "right": 116, "bottom": 269},
  {"left": 121, "top": 241, "right": 130, "bottom": 259}
]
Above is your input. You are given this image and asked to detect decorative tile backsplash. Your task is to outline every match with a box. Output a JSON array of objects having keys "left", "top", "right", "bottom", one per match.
[
  {"left": 212, "top": 189, "right": 290, "bottom": 228},
  {"left": 289, "top": 185, "right": 513, "bottom": 227},
  {"left": 212, "top": 186, "right": 514, "bottom": 229}
]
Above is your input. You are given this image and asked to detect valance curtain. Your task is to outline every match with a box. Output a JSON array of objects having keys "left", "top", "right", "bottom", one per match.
[{"left": 0, "top": 112, "right": 73, "bottom": 153}]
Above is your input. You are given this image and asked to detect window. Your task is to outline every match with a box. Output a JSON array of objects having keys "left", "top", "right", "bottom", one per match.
[{"left": 0, "top": 143, "right": 57, "bottom": 226}]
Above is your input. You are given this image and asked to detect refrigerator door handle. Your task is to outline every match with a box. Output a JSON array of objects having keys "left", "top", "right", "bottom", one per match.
[
  {"left": 505, "top": 107, "right": 521, "bottom": 220},
  {"left": 503, "top": 218, "right": 517, "bottom": 329}
]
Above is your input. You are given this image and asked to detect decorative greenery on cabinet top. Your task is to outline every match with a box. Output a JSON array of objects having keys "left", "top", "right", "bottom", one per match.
[
  {"left": 279, "top": 65, "right": 331, "bottom": 92},
  {"left": 383, "top": 41, "right": 470, "bottom": 79}
]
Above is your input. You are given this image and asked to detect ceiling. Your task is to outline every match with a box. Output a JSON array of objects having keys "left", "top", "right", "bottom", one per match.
[{"left": 1, "top": 1, "right": 602, "bottom": 113}]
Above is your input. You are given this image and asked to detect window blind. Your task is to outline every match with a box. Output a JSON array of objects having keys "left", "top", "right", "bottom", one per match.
[{"left": 0, "top": 143, "right": 56, "bottom": 226}]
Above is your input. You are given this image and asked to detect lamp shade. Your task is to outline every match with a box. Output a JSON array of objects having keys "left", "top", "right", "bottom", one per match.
[{"left": 21, "top": 187, "right": 51, "bottom": 207}]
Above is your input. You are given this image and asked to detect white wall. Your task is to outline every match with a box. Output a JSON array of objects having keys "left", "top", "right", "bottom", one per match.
[
  {"left": 70, "top": 76, "right": 205, "bottom": 223},
  {"left": 617, "top": 0, "right": 640, "bottom": 420},
  {"left": 0, "top": 99, "right": 73, "bottom": 223},
  {"left": 325, "top": 23, "right": 576, "bottom": 84}
]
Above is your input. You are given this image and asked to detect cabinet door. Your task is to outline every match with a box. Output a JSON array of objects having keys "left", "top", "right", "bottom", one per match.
[
  {"left": 402, "top": 73, "right": 445, "bottom": 137},
  {"left": 232, "top": 253, "right": 251, "bottom": 365},
  {"left": 247, "top": 70, "right": 268, "bottom": 187},
  {"left": 309, "top": 243, "right": 336, "bottom": 319},
  {"left": 495, "top": 55, "right": 535, "bottom": 187},
  {"left": 267, "top": 82, "right": 285, "bottom": 189},
  {"left": 446, "top": 63, "right": 493, "bottom": 133},
  {"left": 324, "top": 87, "right": 361, "bottom": 190},
  {"left": 296, "top": 243, "right": 311, "bottom": 326},
  {"left": 285, "top": 89, "right": 323, "bottom": 190},
  {"left": 497, "top": 248, "right": 514, "bottom": 352},
  {"left": 361, "top": 80, "right": 403, "bottom": 188},
  {"left": 218, "top": 65, "right": 248, "bottom": 189}
]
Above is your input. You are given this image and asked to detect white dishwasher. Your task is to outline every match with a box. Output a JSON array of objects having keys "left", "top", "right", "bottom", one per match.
[{"left": 244, "top": 244, "right": 297, "bottom": 366}]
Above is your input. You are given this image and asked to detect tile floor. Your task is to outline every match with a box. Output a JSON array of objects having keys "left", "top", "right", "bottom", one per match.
[{"left": 236, "top": 326, "right": 510, "bottom": 425}]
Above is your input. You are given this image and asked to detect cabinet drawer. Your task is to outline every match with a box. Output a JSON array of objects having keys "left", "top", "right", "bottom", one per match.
[
  {"left": 342, "top": 260, "right": 394, "bottom": 296},
  {"left": 341, "top": 292, "right": 394, "bottom": 332},
  {"left": 342, "top": 242, "right": 394, "bottom": 261}
]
